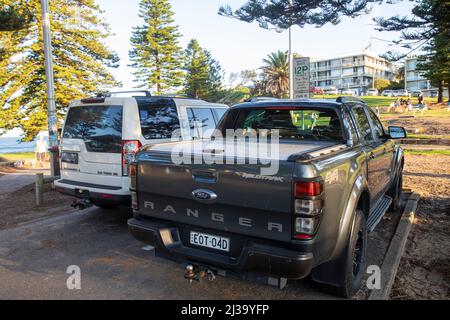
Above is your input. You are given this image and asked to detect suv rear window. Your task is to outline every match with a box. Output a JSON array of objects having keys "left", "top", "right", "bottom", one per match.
[
  {"left": 233, "top": 107, "right": 344, "bottom": 141},
  {"left": 137, "top": 99, "right": 181, "bottom": 140},
  {"left": 63, "top": 105, "right": 123, "bottom": 153}
]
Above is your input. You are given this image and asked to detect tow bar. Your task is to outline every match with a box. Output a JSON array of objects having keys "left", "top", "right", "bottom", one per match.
[
  {"left": 71, "top": 198, "right": 93, "bottom": 210},
  {"left": 184, "top": 264, "right": 216, "bottom": 283}
]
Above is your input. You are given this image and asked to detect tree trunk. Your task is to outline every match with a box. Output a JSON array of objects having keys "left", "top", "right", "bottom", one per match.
[
  {"left": 447, "top": 80, "right": 450, "bottom": 101},
  {"left": 438, "top": 79, "right": 444, "bottom": 103}
]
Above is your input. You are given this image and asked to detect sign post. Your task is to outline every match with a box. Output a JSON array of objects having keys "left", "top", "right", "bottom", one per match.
[{"left": 293, "top": 57, "right": 311, "bottom": 99}]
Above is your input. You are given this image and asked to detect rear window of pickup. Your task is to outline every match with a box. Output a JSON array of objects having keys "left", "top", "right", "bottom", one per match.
[{"left": 231, "top": 107, "right": 344, "bottom": 141}]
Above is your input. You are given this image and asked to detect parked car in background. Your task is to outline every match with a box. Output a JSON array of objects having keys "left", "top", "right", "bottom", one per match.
[
  {"left": 128, "top": 96, "right": 406, "bottom": 298},
  {"left": 396, "top": 89, "right": 410, "bottom": 97},
  {"left": 323, "top": 87, "right": 338, "bottom": 95},
  {"left": 310, "top": 86, "right": 324, "bottom": 95},
  {"left": 382, "top": 90, "right": 394, "bottom": 97},
  {"left": 55, "top": 91, "right": 229, "bottom": 208},
  {"left": 341, "top": 89, "right": 354, "bottom": 96},
  {"left": 366, "top": 89, "right": 378, "bottom": 96}
]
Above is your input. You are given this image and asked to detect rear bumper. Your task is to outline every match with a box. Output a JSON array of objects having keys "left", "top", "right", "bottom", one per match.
[
  {"left": 128, "top": 216, "right": 314, "bottom": 279},
  {"left": 55, "top": 179, "right": 130, "bottom": 205}
]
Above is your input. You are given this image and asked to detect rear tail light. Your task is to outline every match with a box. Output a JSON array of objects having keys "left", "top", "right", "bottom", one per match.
[
  {"left": 295, "top": 181, "right": 323, "bottom": 197},
  {"left": 122, "top": 140, "right": 142, "bottom": 176},
  {"left": 293, "top": 180, "right": 324, "bottom": 240}
]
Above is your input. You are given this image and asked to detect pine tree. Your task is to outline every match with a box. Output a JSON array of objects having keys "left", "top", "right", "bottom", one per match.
[
  {"left": 219, "top": 0, "right": 378, "bottom": 30},
  {"left": 204, "top": 50, "right": 224, "bottom": 101},
  {"left": 184, "top": 39, "right": 209, "bottom": 99},
  {"left": 129, "top": 0, "right": 184, "bottom": 94},
  {"left": 375, "top": 0, "right": 450, "bottom": 102},
  {"left": 0, "top": 0, "right": 33, "bottom": 31},
  {"left": 184, "top": 39, "right": 223, "bottom": 100},
  {"left": 417, "top": 35, "right": 450, "bottom": 102},
  {"left": 0, "top": 0, "right": 120, "bottom": 140}
]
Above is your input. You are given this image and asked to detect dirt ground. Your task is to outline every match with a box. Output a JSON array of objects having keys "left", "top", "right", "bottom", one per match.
[
  {"left": 0, "top": 166, "right": 16, "bottom": 176},
  {"left": 391, "top": 154, "right": 450, "bottom": 300},
  {"left": 0, "top": 182, "right": 76, "bottom": 229},
  {"left": 382, "top": 115, "right": 450, "bottom": 136}
]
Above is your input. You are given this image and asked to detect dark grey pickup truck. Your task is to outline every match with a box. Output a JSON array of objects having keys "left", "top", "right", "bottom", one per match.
[{"left": 128, "top": 97, "right": 406, "bottom": 297}]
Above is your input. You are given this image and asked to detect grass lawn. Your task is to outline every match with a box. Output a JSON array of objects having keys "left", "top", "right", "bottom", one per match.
[
  {"left": 407, "top": 133, "right": 450, "bottom": 140},
  {"left": 0, "top": 152, "right": 36, "bottom": 162},
  {"left": 379, "top": 108, "right": 450, "bottom": 118},
  {"left": 312, "top": 95, "right": 439, "bottom": 108},
  {"left": 404, "top": 149, "right": 450, "bottom": 156}
]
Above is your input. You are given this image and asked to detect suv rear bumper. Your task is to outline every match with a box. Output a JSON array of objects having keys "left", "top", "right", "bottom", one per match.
[
  {"left": 55, "top": 179, "right": 130, "bottom": 205},
  {"left": 128, "top": 216, "right": 314, "bottom": 279}
]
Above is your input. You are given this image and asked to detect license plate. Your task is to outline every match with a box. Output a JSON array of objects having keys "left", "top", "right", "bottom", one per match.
[{"left": 190, "top": 231, "right": 230, "bottom": 252}]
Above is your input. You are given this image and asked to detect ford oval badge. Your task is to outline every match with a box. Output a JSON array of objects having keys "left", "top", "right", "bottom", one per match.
[{"left": 192, "top": 189, "right": 217, "bottom": 203}]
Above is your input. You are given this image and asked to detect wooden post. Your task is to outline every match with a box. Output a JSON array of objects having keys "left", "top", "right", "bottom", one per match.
[{"left": 36, "top": 173, "right": 44, "bottom": 206}]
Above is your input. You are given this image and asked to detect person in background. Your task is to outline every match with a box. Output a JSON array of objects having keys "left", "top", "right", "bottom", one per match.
[
  {"left": 35, "top": 135, "right": 48, "bottom": 168},
  {"left": 418, "top": 93, "right": 424, "bottom": 105}
]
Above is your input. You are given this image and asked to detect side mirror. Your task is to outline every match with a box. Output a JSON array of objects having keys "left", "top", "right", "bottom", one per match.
[{"left": 388, "top": 126, "right": 407, "bottom": 139}]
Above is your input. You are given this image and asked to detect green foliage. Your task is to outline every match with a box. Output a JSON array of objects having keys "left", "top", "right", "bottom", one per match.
[
  {"left": 375, "top": 0, "right": 450, "bottom": 102},
  {"left": 215, "top": 87, "right": 250, "bottom": 106},
  {"left": 129, "top": 0, "right": 184, "bottom": 94},
  {"left": 0, "top": 0, "right": 33, "bottom": 31},
  {"left": 261, "top": 51, "right": 289, "bottom": 98},
  {"left": 184, "top": 39, "right": 224, "bottom": 101},
  {"left": 0, "top": 0, "right": 120, "bottom": 140},
  {"left": 417, "top": 33, "right": 450, "bottom": 102},
  {"left": 373, "top": 79, "right": 391, "bottom": 91},
  {"left": 219, "top": 0, "right": 378, "bottom": 29}
]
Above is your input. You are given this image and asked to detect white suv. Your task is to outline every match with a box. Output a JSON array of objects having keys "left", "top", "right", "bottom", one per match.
[{"left": 54, "top": 92, "right": 228, "bottom": 208}]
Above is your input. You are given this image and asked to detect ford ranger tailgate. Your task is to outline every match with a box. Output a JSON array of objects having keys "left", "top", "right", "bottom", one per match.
[{"left": 135, "top": 139, "right": 335, "bottom": 242}]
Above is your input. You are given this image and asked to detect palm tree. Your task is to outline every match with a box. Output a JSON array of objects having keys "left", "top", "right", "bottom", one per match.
[{"left": 261, "top": 51, "right": 289, "bottom": 98}]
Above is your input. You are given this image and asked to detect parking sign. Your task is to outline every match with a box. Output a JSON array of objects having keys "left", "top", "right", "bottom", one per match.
[{"left": 293, "top": 57, "right": 310, "bottom": 99}]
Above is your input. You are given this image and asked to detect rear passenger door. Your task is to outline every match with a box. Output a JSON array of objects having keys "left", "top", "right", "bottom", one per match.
[
  {"left": 351, "top": 106, "right": 386, "bottom": 205},
  {"left": 367, "top": 108, "right": 394, "bottom": 193}
]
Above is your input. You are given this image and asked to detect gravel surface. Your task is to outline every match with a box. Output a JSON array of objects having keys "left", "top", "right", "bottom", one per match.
[{"left": 391, "top": 155, "right": 450, "bottom": 300}]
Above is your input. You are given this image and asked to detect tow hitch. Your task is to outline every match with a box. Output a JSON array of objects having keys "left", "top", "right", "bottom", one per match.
[
  {"left": 184, "top": 264, "right": 216, "bottom": 283},
  {"left": 71, "top": 198, "right": 93, "bottom": 210}
]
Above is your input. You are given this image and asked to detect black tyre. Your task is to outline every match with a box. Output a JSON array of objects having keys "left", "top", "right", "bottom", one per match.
[
  {"left": 312, "top": 209, "right": 367, "bottom": 298},
  {"left": 336, "top": 209, "right": 367, "bottom": 298}
]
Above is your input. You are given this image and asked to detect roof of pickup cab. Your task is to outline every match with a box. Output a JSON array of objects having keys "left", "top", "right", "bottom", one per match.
[
  {"left": 230, "top": 97, "right": 366, "bottom": 110},
  {"left": 231, "top": 99, "right": 341, "bottom": 110}
]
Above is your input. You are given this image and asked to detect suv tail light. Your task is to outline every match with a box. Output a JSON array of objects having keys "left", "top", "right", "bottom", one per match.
[
  {"left": 293, "top": 180, "right": 324, "bottom": 240},
  {"left": 122, "top": 140, "right": 142, "bottom": 176}
]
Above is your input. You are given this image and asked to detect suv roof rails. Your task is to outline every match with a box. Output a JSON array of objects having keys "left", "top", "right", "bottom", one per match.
[
  {"left": 244, "top": 97, "right": 279, "bottom": 102},
  {"left": 96, "top": 90, "right": 152, "bottom": 98},
  {"left": 155, "top": 93, "right": 192, "bottom": 99},
  {"left": 336, "top": 96, "right": 365, "bottom": 104}
]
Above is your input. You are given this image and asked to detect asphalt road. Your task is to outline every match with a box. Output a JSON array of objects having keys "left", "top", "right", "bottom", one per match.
[
  {"left": 0, "top": 169, "right": 50, "bottom": 193},
  {"left": 0, "top": 204, "right": 396, "bottom": 300}
]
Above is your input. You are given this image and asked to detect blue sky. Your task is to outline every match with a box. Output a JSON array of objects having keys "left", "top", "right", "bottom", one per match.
[{"left": 96, "top": 0, "right": 415, "bottom": 90}]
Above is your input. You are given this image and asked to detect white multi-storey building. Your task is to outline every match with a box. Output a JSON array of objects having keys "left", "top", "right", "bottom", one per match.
[
  {"left": 404, "top": 56, "right": 430, "bottom": 91},
  {"left": 309, "top": 51, "right": 394, "bottom": 95}
]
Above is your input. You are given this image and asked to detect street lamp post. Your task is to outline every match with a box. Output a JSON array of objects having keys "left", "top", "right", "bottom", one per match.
[
  {"left": 288, "top": 0, "right": 294, "bottom": 99},
  {"left": 40, "top": 0, "right": 59, "bottom": 177}
]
